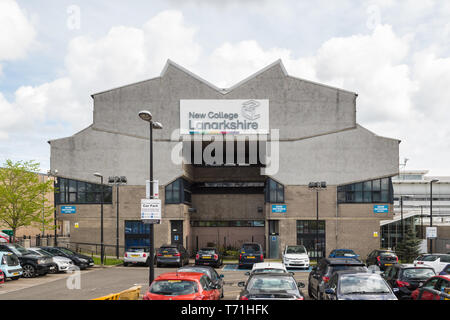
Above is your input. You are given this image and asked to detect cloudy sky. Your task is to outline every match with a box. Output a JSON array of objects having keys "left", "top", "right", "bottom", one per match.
[{"left": 0, "top": 0, "right": 449, "bottom": 175}]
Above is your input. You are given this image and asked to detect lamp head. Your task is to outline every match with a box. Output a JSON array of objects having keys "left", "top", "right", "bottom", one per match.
[
  {"left": 93, "top": 172, "right": 103, "bottom": 178},
  {"left": 152, "top": 121, "right": 163, "bottom": 129},
  {"left": 138, "top": 110, "right": 152, "bottom": 122}
]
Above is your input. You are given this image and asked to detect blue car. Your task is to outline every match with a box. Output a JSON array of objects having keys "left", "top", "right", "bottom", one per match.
[
  {"left": 0, "top": 251, "right": 23, "bottom": 280},
  {"left": 324, "top": 271, "right": 398, "bottom": 300},
  {"left": 329, "top": 249, "right": 360, "bottom": 260}
]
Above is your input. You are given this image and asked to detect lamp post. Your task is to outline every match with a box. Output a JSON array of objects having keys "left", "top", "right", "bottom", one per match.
[
  {"left": 47, "top": 169, "right": 58, "bottom": 246},
  {"left": 94, "top": 172, "right": 104, "bottom": 265},
  {"left": 429, "top": 179, "right": 439, "bottom": 253},
  {"left": 308, "top": 181, "right": 327, "bottom": 261},
  {"left": 108, "top": 176, "right": 127, "bottom": 259},
  {"left": 138, "top": 110, "right": 163, "bottom": 285}
]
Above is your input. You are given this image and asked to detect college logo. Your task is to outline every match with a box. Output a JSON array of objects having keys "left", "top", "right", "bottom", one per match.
[{"left": 241, "top": 100, "right": 261, "bottom": 121}]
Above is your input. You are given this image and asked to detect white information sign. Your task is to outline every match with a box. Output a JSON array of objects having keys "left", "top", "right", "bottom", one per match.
[
  {"left": 180, "top": 99, "right": 269, "bottom": 135},
  {"left": 426, "top": 227, "right": 437, "bottom": 239},
  {"left": 141, "top": 199, "right": 161, "bottom": 221}
]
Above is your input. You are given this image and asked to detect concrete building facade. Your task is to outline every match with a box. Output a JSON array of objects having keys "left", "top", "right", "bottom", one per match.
[{"left": 49, "top": 60, "right": 399, "bottom": 258}]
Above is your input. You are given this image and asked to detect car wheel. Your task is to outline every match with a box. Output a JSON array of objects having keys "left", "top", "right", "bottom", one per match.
[
  {"left": 123, "top": 262, "right": 128, "bottom": 267},
  {"left": 22, "top": 264, "right": 36, "bottom": 278},
  {"left": 49, "top": 265, "right": 58, "bottom": 274}
]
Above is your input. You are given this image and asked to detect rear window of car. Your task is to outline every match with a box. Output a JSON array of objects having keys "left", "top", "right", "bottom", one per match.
[
  {"left": 2, "top": 254, "right": 20, "bottom": 266},
  {"left": 380, "top": 252, "right": 397, "bottom": 258},
  {"left": 242, "top": 244, "right": 261, "bottom": 253},
  {"left": 199, "top": 249, "right": 216, "bottom": 254},
  {"left": 128, "top": 248, "right": 148, "bottom": 253},
  {"left": 159, "top": 247, "right": 178, "bottom": 254},
  {"left": 328, "top": 265, "right": 367, "bottom": 275},
  {"left": 334, "top": 250, "right": 356, "bottom": 256},
  {"left": 402, "top": 268, "right": 435, "bottom": 279},
  {"left": 150, "top": 280, "right": 198, "bottom": 296}
]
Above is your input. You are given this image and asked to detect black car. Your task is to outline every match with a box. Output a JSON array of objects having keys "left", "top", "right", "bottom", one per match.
[
  {"left": 195, "top": 247, "right": 223, "bottom": 268},
  {"left": 238, "top": 272, "right": 305, "bottom": 300},
  {"left": 238, "top": 243, "right": 264, "bottom": 268},
  {"left": 156, "top": 244, "right": 189, "bottom": 267},
  {"left": 308, "top": 258, "right": 368, "bottom": 300},
  {"left": 0, "top": 243, "right": 54, "bottom": 278},
  {"left": 366, "top": 249, "right": 398, "bottom": 271},
  {"left": 177, "top": 265, "right": 225, "bottom": 298},
  {"left": 40, "top": 246, "right": 94, "bottom": 270},
  {"left": 382, "top": 264, "right": 436, "bottom": 300},
  {"left": 323, "top": 270, "right": 397, "bottom": 300}
]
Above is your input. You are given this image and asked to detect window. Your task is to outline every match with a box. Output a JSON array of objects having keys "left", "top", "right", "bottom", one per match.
[
  {"left": 337, "top": 177, "right": 393, "bottom": 204},
  {"left": 165, "top": 178, "right": 191, "bottom": 204},
  {"left": 125, "top": 221, "right": 150, "bottom": 249},
  {"left": 296, "top": 220, "right": 325, "bottom": 259},
  {"left": 265, "top": 178, "right": 284, "bottom": 203},
  {"left": 190, "top": 220, "right": 265, "bottom": 227},
  {"left": 55, "top": 177, "right": 112, "bottom": 205}
]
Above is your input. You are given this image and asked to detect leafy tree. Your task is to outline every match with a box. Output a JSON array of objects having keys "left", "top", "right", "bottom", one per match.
[
  {"left": 0, "top": 160, "right": 54, "bottom": 241},
  {"left": 395, "top": 224, "right": 422, "bottom": 263}
]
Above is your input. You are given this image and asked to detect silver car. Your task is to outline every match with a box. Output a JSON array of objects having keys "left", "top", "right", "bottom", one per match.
[
  {"left": 28, "top": 247, "right": 74, "bottom": 273},
  {"left": 124, "top": 247, "right": 150, "bottom": 266}
]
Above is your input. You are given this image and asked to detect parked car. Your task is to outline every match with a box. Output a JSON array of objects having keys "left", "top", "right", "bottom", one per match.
[
  {"left": 366, "top": 249, "right": 398, "bottom": 271},
  {"left": 382, "top": 264, "right": 436, "bottom": 300},
  {"left": 439, "top": 264, "right": 450, "bottom": 275},
  {"left": 0, "top": 243, "right": 53, "bottom": 278},
  {"left": 413, "top": 253, "right": 450, "bottom": 274},
  {"left": 0, "top": 251, "right": 22, "bottom": 280},
  {"left": 324, "top": 271, "right": 397, "bottom": 300},
  {"left": 0, "top": 270, "right": 4, "bottom": 284},
  {"left": 329, "top": 249, "right": 360, "bottom": 260},
  {"left": 28, "top": 247, "right": 74, "bottom": 273},
  {"left": 177, "top": 265, "right": 225, "bottom": 298},
  {"left": 238, "top": 243, "right": 264, "bottom": 268},
  {"left": 308, "top": 258, "right": 368, "bottom": 300},
  {"left": 195, "top": 247, "right": 223, "bottom": 268},
  {"left": 123, "top": 247, "right": 151, "bottom": 266},
  {"left": 282, "top": 245, "right": 310, "bottom": 269},
  {"left": 156, "top": 244, "right": 189, "bottom": 267},
  {"left": 411, "top": 275, "right": 450, "bottom": 300},
  {"left": 40, "top": 246, "right": 94, "bottom": 270},
  {"left": 238, "top": 272, "right": 305, "bottom": 300},
  {"left": 143, "top": 272, "right": 221, "bottom": 300},
  {"left": 0, "top": 232, "right": 10, "bottom": 243},
  {"left": 245, "top": 262, "right": 290, "bottom": 276}
]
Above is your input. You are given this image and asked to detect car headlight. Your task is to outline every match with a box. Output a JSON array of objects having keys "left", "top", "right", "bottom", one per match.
[{"left": 37, "top": 259, "right": 45, "bottom": 264}]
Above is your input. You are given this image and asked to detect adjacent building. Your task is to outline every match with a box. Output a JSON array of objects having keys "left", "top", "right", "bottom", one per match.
[{"left": 49, "top": 60, "right": 399, "bottom": 258}]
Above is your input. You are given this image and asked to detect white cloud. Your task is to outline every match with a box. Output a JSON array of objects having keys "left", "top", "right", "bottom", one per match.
[{"left": 0, "top": 0, "right": 36, "bottom": 62}]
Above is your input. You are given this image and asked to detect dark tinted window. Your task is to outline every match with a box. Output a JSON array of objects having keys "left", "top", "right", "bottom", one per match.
[
  {"left": 401, "top": 268, "right": 435, "bottom": 279},
  {"left": 159, "top": 247, "right": 179, "bottom": 254},
  {"left": 241, "top": 244, "right": 261, "bottom": 253},
  {"left": 199, "top": 248, "right": 216, "bottom": 254},
  {"left": 421, "top": 255, "right": 439, "bottom": 262},
  {"left": 380, "top": 252, "right": 397, "bottom": 258},
  {"left": 439, "top": 255, "right": 450, "bottom": 263},
  {"left": 328, "top": 265, "right": 367, "bottom": 275}
]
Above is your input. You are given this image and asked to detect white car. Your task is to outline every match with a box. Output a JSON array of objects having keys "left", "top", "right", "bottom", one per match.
[
  {"left": 28, "top": 247, "right": 74, "bottom": 273},
  {"left": 245, "top": 262, "right": 290, "bottom": 276},
  {"left": 413, "top": 253, "right": 450, "bottom": 274},
  {"left": 282, "top": 245, "right": 310, "bottom": 269},
  {"left": 123, "top": 247, "right": 150, "bottom": 266}
]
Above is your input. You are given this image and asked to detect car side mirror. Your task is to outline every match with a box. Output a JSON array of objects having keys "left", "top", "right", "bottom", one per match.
[
  {"left": 325, "top": 288, "right": 335, "bottom": 295},
  {"left": 297, "top": 282, "right": 305, "bottom": 288},
  {"left": 238, "top": 281, "right": 245, "bottom": 287}
]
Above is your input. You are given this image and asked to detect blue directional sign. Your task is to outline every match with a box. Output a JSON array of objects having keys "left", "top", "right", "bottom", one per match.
[
  {"left": 272, "top": 205, "right": 287, "bottom": 213},
  {"left": 373, "top": 205, "right": 389, "bottom": 213},
  {"left": 61, "top": 206, "right": 76, "bottom": 214}
]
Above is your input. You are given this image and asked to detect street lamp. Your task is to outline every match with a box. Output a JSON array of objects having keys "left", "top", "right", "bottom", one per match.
[
  {"left": 108, "top": 176, "right": 127, "bottom": 259},
  {"left": 138, "top": 110, "right": 163, "bottom": 286},
  {"left": 308, "top": 181, "right": 327, "bottom": 261},
  {"left": 93, "top": 172, "right": 104, "bottom": 265},
  {"left": 430, "top": 179, "right": 439, "bottom": 253},
  {"left": 47, "top": 169, "right": 58, "bottom": 246}
]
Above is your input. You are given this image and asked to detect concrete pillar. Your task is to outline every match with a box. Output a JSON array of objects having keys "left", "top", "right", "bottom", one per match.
[
  {"left": 23, "top": 238, "right": 31, "bottom": 248},
  {"left": 41, "top": 237, "right": 48, "bottom": 246}
]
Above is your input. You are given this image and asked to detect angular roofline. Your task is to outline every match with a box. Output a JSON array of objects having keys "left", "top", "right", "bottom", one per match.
[{"left": 90, "top": 59, "right": 358, "bottom": 97}]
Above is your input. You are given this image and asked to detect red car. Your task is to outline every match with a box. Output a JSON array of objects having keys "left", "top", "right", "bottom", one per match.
[
  {"left": 411, "top": 275, "right": 450, "bottom": 300},
  {"left": 0, "top": 270, "right": 4, "bottom": 284},
  {"left": 143, "top": 272, "right": 221, "bottom": 300}
]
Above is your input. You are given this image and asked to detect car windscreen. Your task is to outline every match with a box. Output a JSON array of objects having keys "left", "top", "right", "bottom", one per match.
[
  {"left": 150, "top": 280, "right": 198, "bottom": 296},
  {"left": 247, "top": 276, "right": 298, "bottom": 292},
  {"left": 58, "top": 248, "right": 76, "bottom": 255},
  {"left": 329, "top": 265, "right": 367, "bottom": 275},
  {"left": 252, "top": 268, "right": 286, "bottom": 274},
  {"left": 286, "top": 246, "right": 306, "bottom": 254},
  {"left": 339, "top": 274, "right": 391, "bottom": 294},
  {"left": 128, "top": 248, "right": 149, "bottom": 253},
  {"left": 3, "top": 254, "right": 20, "bottom": 266},
  {"left": 6, "top": 245, "right": 30, "bottom": 257},
  {"left": 402, "top": 268, "right": 436, "bottom": 279},
  {"left": 241, "top": 244, "right": 261, "bottom": 253},
  {"left": 199, "top": 249, "right": 216, "bottom": 254},
  {"left": 380, "top": 252, "right": 397, "bottom": 258},
  {"left": 334, "top": 250, "right": 356, "bottom": 256}
]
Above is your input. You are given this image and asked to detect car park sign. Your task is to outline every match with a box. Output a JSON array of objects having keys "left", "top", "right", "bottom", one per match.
[{"left": 141, "top": 199, "right": 161, "bottom": 223}]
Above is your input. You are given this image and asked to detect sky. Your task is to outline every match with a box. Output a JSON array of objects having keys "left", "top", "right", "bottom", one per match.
[{"left": 0, "top": 0, "right": 449, "bottom": 175}]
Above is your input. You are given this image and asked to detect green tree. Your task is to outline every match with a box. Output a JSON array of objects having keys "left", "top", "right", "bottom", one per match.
[
  {"left": 0, "top": 160, "right": 54, "bottom": 241},
  {"left": 395, "top": 224, "right": 422, "bottom": 263}
]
